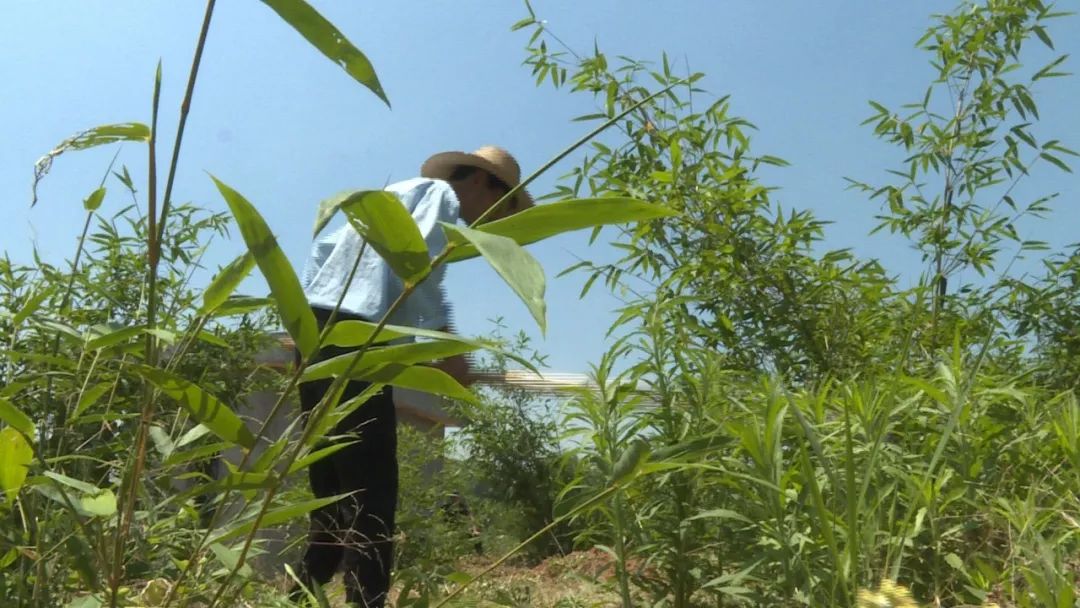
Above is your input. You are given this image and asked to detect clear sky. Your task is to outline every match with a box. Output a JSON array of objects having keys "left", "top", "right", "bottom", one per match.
[{"left": 2, "top": 2, "right": 1078, "bottom": 375}]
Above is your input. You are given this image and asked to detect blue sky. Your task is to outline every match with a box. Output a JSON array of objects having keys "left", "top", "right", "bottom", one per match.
[{"left": 2, "top": 1, "right": 1078, "bottom": 375}]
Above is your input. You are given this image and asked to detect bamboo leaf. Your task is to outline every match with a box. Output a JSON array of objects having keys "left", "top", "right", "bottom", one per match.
[
  {"left": 33, "top": 482, "right": 117, "bottom": 517},
  {"left": 149, "top": 426, "right": 175, "bottom": 459},
  {"left": 610, "top": 438, "right": 649, "bottom": 483},
  {"left": 32, "top": 123, "right": 150, "bottom": 206},
  {"left": 0, "top": 398, "right": 35, "bottom": 438},
  {"left": 211, "top": 296, "right": 274, "bottom": 317},
  {"left": 13, "top": 285, "right": 55, "bottom": 327},
  {"left": 1040, "top": 152, "right": 1072, "bottom": 173},
  {"left": 43, "top": 471, "right": 100, "bottom": 495},
  {"left": 83, "top": 187, "right": 106, "bottom": 212},
  {"left": 444, "top": 197, "right": 677, "bottom": 263},
  {"left": 352, "top": 363, "right": 476, "bottom": 402},
  {"left": 211, "top": 175, "right": 319, "bottom": 359},
  {"left": 0, "top": 428, "right": 33, "bottom": 501},
  {"left": 259, "top": 0, "right": 389, "bottom": 105},
  {"left": 199, "top": 252, "right": 256, "bottom": 316},
  {"left": 212, "top": 494, "right": 349, "bottom": 543},
  {"left": 132, "top": 365, "right": 255, "bottom": 450},
  {"left": 341, "top": 191, "right": 431, "bottom": 284},
  {"left": 442, "top": 223, "right": 547, "bottom": 334},
  {"left": 210, "top": 543, "right": 254, "bottom": 578},
  {"left": 287, "top": 441, "right": 358, "bottom": 475},
  {"left": 303, "top": 339, "right": 480, "bottom": 382},
  {"left": 72, "top": 382, "right": 113, "bottom": 421}
]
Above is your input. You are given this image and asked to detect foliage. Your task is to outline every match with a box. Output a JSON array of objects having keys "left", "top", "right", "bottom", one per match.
[
  {"left": 0, "top": 3, "right": 668, "bottom": 607},
  {"left": 512, "top": 0, "right": 1080, "bottom": 607},
  {"left": 2, "top": 0, "right": 1079, "bottom": 607}
]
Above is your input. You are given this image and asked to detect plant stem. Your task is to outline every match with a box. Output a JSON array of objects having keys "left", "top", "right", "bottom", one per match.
[
  {"left": 156, "top": 0, "right": 217, "bottom": 251},
  {"left": 110, "top": 0, "right": 216, "bottom": 600}
]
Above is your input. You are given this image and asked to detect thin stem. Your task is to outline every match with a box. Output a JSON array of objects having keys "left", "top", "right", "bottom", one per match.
[
  {"left": 156, "top": 0, "right": 217, "bottom": 251},
  {"left": 110, "top": 0, "right": 215, "bottom": 594},
  {"left": 108, "top": 59, "right": 164, "bottom": 608}
]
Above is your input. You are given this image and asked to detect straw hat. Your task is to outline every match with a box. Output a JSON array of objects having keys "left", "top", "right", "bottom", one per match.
[{"left": 421, "top": 145, "right": 534, "bottom": 211}]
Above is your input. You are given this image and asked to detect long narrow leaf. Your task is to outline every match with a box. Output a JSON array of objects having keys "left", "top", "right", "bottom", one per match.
[
  {"left": 32, "top": 123, "right": 150, "bottom": 205},
  {"left": 353, "top": 363, "right": 475, "bottom": 402},
  {"left": 211, "top": 176, "right": 319, "bottom": 359},
  {"left": 302, "top": 340, "right": 480, "bottom": 382},
  {"left": 133, "top": 365, "right": 255, "bottom": 450},
  {"left": 259, "top": 0, "right": 389, "bottom": 105},
  {"left": 444, "top": 197, "right": 677, "bottom": 263},
  {"left": 0, "top": 398, "right": 35, "bottom": 438},
  {"left": 199, "top": 252, "right": 256, "bottom": 315},
  {"left": 0, "top": 428, "right": 33, "bottom": 501},
  {"left": 13, "top": 285, "right": 55, "bottom": 326},
  {"left": 442, "top": 223, "right": 546, "bottom": 334},
  {"left": 340, "top": 191, "right": 430, "bottom": 284},
  {"left": 212, "top": 494, "right": 350, "bottom": 543}
]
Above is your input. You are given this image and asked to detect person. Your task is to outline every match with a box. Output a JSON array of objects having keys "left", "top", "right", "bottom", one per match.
[{"left": 290, "top": 146, "right": 533, "bottom": 607}]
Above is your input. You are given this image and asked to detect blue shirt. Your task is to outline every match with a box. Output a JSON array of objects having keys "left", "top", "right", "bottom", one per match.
[{"left": 301, "top": 178, "right": 459, "bottom": 330}]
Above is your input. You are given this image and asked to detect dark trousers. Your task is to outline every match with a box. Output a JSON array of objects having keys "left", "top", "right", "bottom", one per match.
[{"left": 292, "top": 307, "right": 398, "bottom": 607}]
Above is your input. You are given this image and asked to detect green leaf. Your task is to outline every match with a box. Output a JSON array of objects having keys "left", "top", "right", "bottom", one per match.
[
  {"left": 210, "top": 543, "right": 254, "bottom": 578},
  {"left": 610, "top": 438, "right": 649, "bottom": 484},
  {"left": 37, "top": 473, "right": 117, "bottom": 517},
  {"left": 1040, "top": 152, "right": 1072, "bottom": 173},
  {"left": 199, "top": 252, "right": 256, "bottom": 315},
  {"left": 85, "top": 325, "right": 144, "bottom": 350},
  {"left": 0, "top": 428, "right": 33, "bottom": 501},
  {"left": 444, "top": 197, "right": 677, "bottom": 263},
  {"left": 442, "top": 223, "right": 546, "bottom": 334},
  {"left": 351, "top": 363, "right": 476, "bottom": 402},
  {"left": 196, "top": 330, "right": 229, "bottom": 348},
  {"left": 212, "top": 494, "right": 349, "bottom": 543},
  {"left": 33, "top": 480, "right": 117, "bottom": 518},
  {"left": 149, "top": 426, "right": 174, "bottom": 459},
  {"left": 302, "top": 339, "right": 480, "bottom": 382},
  {"left": 287, "top": 441, "right": 358, "bottom": 475},
  {"left": 211, "top": 296, "right": 273, "bottom": 317},
  {"left": 163, "top": 441, "right": 230, "bottom": 468},
  {"left": 177, "top": 424, "right": 212, "bottom": 448},
  {"left": 0, "top": 398, "right": 35, "bottom": 438},
  {"left": 14, "top": 285, "right": 55, "bottom": 327},
  {"left": 1032, "top": 25, "right": 1054, "bottom": 49},
  {"left": 340, "top": 191, "right": 431, "bottom": 284},
  {"left": 944, "top": 552, "right": 966, "bottom": 572},
  {"left": 259, "top": 0, "right": 389, "bottom": 105},
  {"left": 132, "top": 365, "right": 255, "bottom": 450},
  {"left": 312, "top": 189, "right": 355, "bottom": 237},
  {"left": 324, "top": 319, "right": 490, "bottom": 349},
  {"left": 32, "top": 123, "right": 150, "bottom": 206},
  {"left": 510, "top": 17, "right": 534, "bottom": 31},
  {"left": 43, "top": 471, "right": 100, "bottom": 494},
  {"left": 687, "top": 508, "right": 754, "bottom": 525},
  {"left": 323, "top": 320, "right": 411, "bottom": 346},
  {"left": 211, "top": 175, "right": 319, "bottom": 359},
  {"left": 83, "top": 187, "right": 106, "bottom": 212}
]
